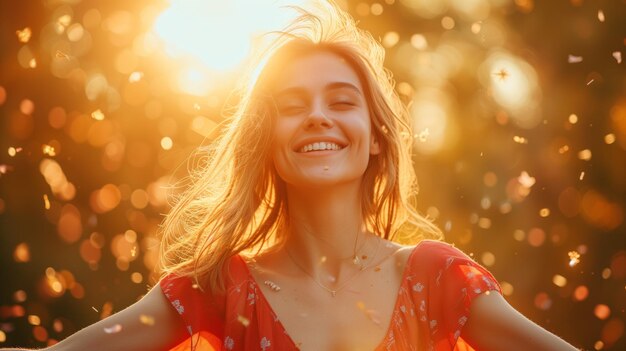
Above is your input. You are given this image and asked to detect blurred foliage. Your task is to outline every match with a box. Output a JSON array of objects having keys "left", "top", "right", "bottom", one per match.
[{"left": 0, "top": 0, "right": 624, "bottom": 349}]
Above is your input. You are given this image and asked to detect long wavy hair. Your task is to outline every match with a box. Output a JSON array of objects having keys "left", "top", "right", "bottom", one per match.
[{"left": 156, "top": 2, "right": 442, "bottom": 291}]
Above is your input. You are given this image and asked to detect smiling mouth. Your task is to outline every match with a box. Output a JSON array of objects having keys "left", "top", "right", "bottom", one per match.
[{"left": 297, "top": 141, "right": 345, "bottom": 153}]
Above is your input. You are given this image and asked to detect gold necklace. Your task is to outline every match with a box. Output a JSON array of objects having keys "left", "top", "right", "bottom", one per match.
[{"left": 285, "top": 236, "right": 382, "bottom": 297}]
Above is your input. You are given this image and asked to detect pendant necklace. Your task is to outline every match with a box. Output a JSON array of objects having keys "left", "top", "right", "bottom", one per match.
[{"left": 285, "top": 235, "right": 382, "bottom": 297}]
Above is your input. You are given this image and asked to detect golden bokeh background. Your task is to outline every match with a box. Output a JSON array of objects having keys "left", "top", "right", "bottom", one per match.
[{"left": 0, "top": 0, "right": 624, "bottom": 349}]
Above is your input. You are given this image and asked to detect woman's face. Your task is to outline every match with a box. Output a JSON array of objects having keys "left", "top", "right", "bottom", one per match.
[{"left": 269, "top": 50, "right": 380, "bottom": 189}]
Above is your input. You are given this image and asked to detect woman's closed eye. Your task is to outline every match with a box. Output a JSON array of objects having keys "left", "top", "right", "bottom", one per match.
[
  {"left": 329, "top": 100, "right": 357, "bottom": 110},
  {"left": 278, "top": 104, "right": 307, "bottom": 115}
]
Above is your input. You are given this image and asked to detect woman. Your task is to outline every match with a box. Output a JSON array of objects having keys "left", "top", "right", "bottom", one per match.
[{"left": 2, "top": 2, "right": 579, "bottom": 351}]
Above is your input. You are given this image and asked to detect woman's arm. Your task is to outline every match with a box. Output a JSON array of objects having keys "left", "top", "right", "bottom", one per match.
[
  {"left": 1, "top": 284, "right": 188, "bottom": 351},
  {"left": 462, "top": 291, "right": 579, "bottom": 351}
]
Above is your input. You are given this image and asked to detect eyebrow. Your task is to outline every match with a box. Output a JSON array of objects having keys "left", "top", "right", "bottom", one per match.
[{"left": 274, "top": 82, "right": 363, "bottom": 98}]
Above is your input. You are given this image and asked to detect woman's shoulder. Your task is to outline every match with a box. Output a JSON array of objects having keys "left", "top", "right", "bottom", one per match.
[{"left": 396, "top": 239, "right": 476, "bottom": 274}]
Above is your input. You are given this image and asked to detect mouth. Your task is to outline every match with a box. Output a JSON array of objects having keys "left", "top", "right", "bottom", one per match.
[{"left": 296, "top": 141, "right": 346, "bottom": 153}]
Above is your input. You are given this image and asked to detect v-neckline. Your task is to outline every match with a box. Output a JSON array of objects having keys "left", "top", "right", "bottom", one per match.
[{"left": 238, "top": 242, "right": 423, "bottom": 350}]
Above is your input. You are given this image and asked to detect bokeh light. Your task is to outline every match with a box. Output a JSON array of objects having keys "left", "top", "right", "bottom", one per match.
[{"left": 0, "top": 0, "right": 624, "bottom": 349}]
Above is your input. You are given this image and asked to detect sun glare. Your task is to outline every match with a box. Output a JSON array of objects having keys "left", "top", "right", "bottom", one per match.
[{"left": 154, "top": 0, "right": 308, "bottom": 73}]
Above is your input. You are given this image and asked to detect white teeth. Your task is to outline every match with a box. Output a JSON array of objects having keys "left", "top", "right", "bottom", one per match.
[{"left": 299, "top": 142, "right": 342, "bottom": 153}]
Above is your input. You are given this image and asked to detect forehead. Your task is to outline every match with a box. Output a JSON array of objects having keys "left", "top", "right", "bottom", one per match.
[{"left": 269, "top": 51, "right": 364, "bottom": 94}]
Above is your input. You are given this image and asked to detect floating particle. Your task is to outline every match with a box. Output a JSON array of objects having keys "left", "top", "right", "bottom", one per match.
[
  {"left": 410, "top": 34, "right": 427, "bottom": 50},
  {"left": 42, "top": 144, "right": 56, "bottom": 156},
  {"left": 539, "top": 208, "right": 550, "bottom": 217},
  {"left": 91, "top": 109, "right": 105, "bottom": 120},
  {"left": 552, "top": 274, "right": 567, "bottom": 287},
  {"left": 139, "top": 314, "right": 155, "bottom": 326},
  {"left": 28, "top": 315, "right": 41, "bottom": 325},
  {"left": 128, "top": 71, "right": 144, "bottom": 83},
  {"left": 16, "top": 27, "right": 32, "bottom": 43},
  {"left": 597, "top": 10, "right": 605, "bottom": 22},
  {"left": 594, "top": 304, "right": 610, "bottom": 320},
  {"left": 8, "top": 147, "right": 22, "bottom": 156},
  {"left": 568, "top": 114, "right": 578, "bottom": 124},
  {"left": 160, "top": 137, "right": 173, "bottom": 150},
  {"left": 586, "top": 79, "right": 595, "bottom": 86},
  {"left": 43, "top": 194, "right": 50, "bottom": 209},
  {"left": 577, "top": 149, "right": 592, "bottom": 161},
  {"left": 558, "top": 145, "right": 569, "bottom": 154},
  {"left": 568, "top": 251, "right": 581, "bottom": 267},
  {"left": 55, "top": 50, "right": 70, "bottom": 60},
  {"left": 534, "top": 292, "right": 552, "bottom": 310},
  {"left": 92, "top": 306, "right": 99, "bottom": 312},
  {"left": 237, "top": 314, "right": 250, "bottom": 327},
  {"left": 579, "top": 171, "right": 585, "bottom": 180},
  {"left": 57, "top": 14, "right": 72, "bottom": 27},
  {"left": 601, "top": 268, "right": 611, "bottom": 279},
  {"left": 513, "top": 136, "right": 528, "bottom": 144},
  {"left": 0, "top": 164, "right": 14, "bottom": 175},
  {"left": 517, "top": 171, "right": 536, "bottom": 188},
  {"left": 493, "top": 68, "right": 509, "bottom": 81},
  {"left": 612, "top": 51, "right": 622, "bottom": 64},
  {"left": 29, "top": 58, "right": 37, "bottom": 68},
  {"left": 14, "top": 243, "right": 30, "bottom": 262},
  {"left": 103, "top": 324, "right": 122, "bottom": 334},
  {"left": 471, "top": 22, "right": 481, "bottom": 34},
  {"left": 604, "top": 133, "right": 615, "bottom": 144},
  {"left": 193, "top": 103, "right": 201, "bottom": 110},
  {"left": 573, "top": 285, "right": 588, "bottom": 301},
  {"left": 500, "top": 281, "right": 514, "bottom": 296},
  {"left": 416, "top": 128, "right": 429, "bottom": 142},
  {"left": 594, "top": 340, "right": 604, "bottom": 350},
  {"left": 568, "top": 55, "right": 583, "bottom": 63}
]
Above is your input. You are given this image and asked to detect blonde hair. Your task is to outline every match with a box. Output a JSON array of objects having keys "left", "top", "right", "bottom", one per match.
[{"left": 157, "top": 2, "right": 442, "bottom": 291}]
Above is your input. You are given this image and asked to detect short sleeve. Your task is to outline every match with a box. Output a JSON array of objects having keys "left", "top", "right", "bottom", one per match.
[
  {"left": 159, "top": 274, "right": 225, "bottom": 349},
  {"left": 420, "top": 241, "right": 502, "bottom": 350}
]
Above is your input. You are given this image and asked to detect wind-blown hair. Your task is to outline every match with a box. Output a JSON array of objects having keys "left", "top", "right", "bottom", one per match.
[{"left": 157, "top": 1, "right": 442, "bottom": 291}]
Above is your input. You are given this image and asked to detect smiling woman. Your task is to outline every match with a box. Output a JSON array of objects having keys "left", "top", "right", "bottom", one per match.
[{"left": 0, "top": 1, "right": 580, "bottom": 351}]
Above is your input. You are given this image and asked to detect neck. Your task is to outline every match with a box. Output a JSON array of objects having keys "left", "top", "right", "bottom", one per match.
[{"left": 282, "top": 181, "right": 372, "bottom": 278}]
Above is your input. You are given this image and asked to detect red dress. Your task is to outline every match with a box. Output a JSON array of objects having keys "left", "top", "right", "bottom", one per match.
[{"left": 160, "top": 240, "right": 502, "bottom": 350}]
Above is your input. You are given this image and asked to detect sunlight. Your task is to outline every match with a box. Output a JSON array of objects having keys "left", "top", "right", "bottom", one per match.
[{"left": 154, "top": 0, "right": 307, "bottom": 72}]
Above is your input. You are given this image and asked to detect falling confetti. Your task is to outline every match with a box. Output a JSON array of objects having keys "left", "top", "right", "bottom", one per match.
[
  {"left": 597, "top": 10, "right": 605, "bottom": 22},
  {"left": 237, "top": 314, "right": 250, "bottom": 327},
  {"left": 91, "top": 109, "right": 105, "bottom": 120},
  {"left": 579, "top": 171, "right": 585, "bottom": 180},
  {"left": 416, "top": 128, "right": 429, "bottom": 142},
  {"left": 8, "top": 147, "right": 22, "bottom": 156},
  {"left": 517, "top": 171, "right": 536, "bottom": 188},
  {"left": 103, "top": 324, "right": 122, "bottom": 334},
  {"left": 568, "top": 55, "right": 583, "bottom": 63},
  {"left": 139, "top": 314, "right": 155, "bottom": 326},
  {"left": 128, "top": 71, "right": 144, "bottom": 83},
  {"left": 0, "top": 164, "right": 14, "bottom": 176},
  {"left": 42, "top": 144, "right": 56, "bottom": 156},
  {"left": 43, "top": 194, "right": 50, "bottom": 209},
  {"left": 513, "top": 136, "right": 528, "bottom": 144},
  {"left": 55, "top": 50, "right": 70, "bottom": 60},
  {"left": 16, "top": 27, "right": 32, "bottom": 43},
  {"left": 568, "top": 251, "right": 581, "bottom": 267}
]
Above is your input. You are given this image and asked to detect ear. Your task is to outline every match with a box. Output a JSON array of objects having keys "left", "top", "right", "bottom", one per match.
[{"left": 370, "top": 134, "right": 381, "bottom": 155}]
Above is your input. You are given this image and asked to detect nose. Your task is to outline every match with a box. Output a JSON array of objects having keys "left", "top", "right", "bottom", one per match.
[{"left": 304, "top": 103, "right": 334, "bottom": 130}]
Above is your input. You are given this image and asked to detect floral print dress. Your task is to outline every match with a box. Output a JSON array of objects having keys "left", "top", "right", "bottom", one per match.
[{"left": 160, "top": 240, "right": 502, "bottom": 351}]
